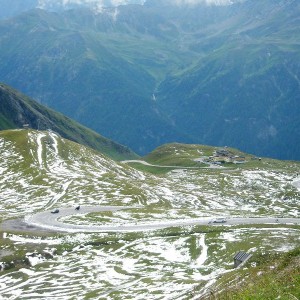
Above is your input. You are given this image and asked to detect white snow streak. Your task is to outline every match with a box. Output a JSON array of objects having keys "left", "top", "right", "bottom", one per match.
[
  {"left": 195, "top": 234, "right": 208, "bottom": 267},
  {"left": 36, "top": 133, "right": 46, "bottom": 168}
]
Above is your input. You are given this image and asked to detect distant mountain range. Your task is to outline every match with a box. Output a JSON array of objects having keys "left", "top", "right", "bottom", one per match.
[
  {"left": 0, "top": 83, "right": 138, "bottom": 160},
  {"left": 0, "top": 0, "right": 299, "bottom": 160},
  {"left": 0, "top": 0, "right": 146, "bottom": 19},
  {"left": 0, "top": 0, "right": 244, "bottom": 20}
]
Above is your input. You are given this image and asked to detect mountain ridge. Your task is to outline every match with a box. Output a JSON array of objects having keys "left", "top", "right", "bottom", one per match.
[
  {"left": 0, "top": 83, "right": 138, "bottom": 160},
  {"left": 0, "top": 0, "right": 299, "bottom": 159}
]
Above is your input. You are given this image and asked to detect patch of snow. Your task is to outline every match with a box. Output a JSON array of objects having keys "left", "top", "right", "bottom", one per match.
[
  {"left": 36, "top": 132, "right": 47, "bottom": 168},
  {"left": 194, "top": 234, "right": 208, "bottom": 267},
  {"left": 221, "top": 232, "right": 238, "bottom": 242}
]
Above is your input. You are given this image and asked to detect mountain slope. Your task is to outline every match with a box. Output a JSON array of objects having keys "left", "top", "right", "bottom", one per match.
[
  {"left": 158, "top": 49, "right": 300, "bottom": 160},
  {"left": 0, "top": 129, "right": 151, "bottom": 218},
  {"left": 0, "top": 8, "right": 190, "bottom": 154},
  {"left": 0, "top": 1, "right": 299, "bottom": 159},
  {"left": 1, "top": 129, "right": 299, "bottom": 220},
  {"left": 157, "top": 0, "right": 300, "bottom": 160},
  {"left": 0, "top": 83, "right": 138, "bottom": 160},
  {"left": 0, "top": 129, "right": 299, "bottom": 299},
  {"left": 0, "top": 0, "right": 37, "bottom": 19},
  {"left": 0, "top": 0, "right": 146, "bottom": 20}
]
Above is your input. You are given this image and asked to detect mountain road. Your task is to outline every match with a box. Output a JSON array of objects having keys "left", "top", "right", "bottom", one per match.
[{"left": 23, "top": 206, "right": 300, "bottom": 233}]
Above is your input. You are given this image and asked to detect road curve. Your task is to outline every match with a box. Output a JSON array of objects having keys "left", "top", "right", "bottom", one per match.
[
  {"left": 121, "top": 160, "right": 201, "bottom": 169},
  {"left": 24, "top": 206, "right": 300, "bottom": 233}
]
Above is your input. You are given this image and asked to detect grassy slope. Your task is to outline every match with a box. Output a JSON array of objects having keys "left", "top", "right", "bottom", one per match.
[
  {"left": 200, "top": 248, "right": 300, "bottom": 300},
  {"left": 0, "top": 128, "right": 152, "bottom": 221},
  {"left": 0, "top": 83, "right": 138, "bottom": 160},
  {"left": 142, "top": 145, "right": 300, "bottom": 299},
  {"left": 144, "top": 143, "right": 255, "bottom": 166},
  {"left": 144, "top": 143, "right": 213, "bottom": 166},
  {"left": 0, "top": 133, "right": 299, "bottom": 298}
]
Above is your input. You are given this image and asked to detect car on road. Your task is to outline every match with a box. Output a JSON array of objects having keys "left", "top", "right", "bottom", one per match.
[
  {"left": 51, "top": 208, "right": 59, "bottom": 214},
  {"left": 213, "top": 218, "right": 227, "bottom": 223}
]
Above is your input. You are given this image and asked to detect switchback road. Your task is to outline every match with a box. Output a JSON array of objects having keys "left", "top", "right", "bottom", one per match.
[{"left": 24, "top": 206, "right": 300, "bottom": 233}]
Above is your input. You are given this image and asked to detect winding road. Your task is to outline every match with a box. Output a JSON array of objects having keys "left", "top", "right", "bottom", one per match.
[
  {"left": 121, "top": 159, "right": 224, "bottom": 169},
  {"left": 24, "top": 206, "right": 300, "bottom": 233}
]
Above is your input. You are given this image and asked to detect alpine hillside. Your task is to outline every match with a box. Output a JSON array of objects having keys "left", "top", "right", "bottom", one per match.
[
  {"left": 0, "top": 0, "right": 299, "bottom": 159},
  {"left": 0, "top": 83, "right": 138, "bottom": 160},
  {"left": 0, "top": 129, "right": 299, "bottom": 298}
]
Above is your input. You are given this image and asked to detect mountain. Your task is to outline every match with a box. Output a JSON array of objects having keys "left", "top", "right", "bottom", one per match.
[
  {"left": 0, "top": 129, "right": 299, "bottom": 298},
  {"left": 0, "top": 0, "right": 147, "bottom": 19},
  {"left": 0, "top": 0, "right": 299, "bottom": 159},
  {"left": 0, "top": 6, "right": 193, "bottom": 154},
  {"left": 37, "top": 0, "right": 146, "bottom": 11},
  {"left": 0, "top": 0, "right": 243, "bottom": 19},
  {"left": 0, "top": 0, "right": 37, "bottom": 19},
  {"left": 0, "top": 129, "right": 147, "bottom": 213},
  {"left": 0, "top": 83, "right": 138, "bottom": 160},
  {"left": 157, "top": 0, "right": 300, "bottom": 160}
]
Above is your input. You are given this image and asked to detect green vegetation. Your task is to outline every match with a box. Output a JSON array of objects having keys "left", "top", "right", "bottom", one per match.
[
  {"left": 0, "top": 230, "right": 64, "bottom": 271},
  {"left": 201, "top": 248, "right": 300, "bottom": 300},
  {"left": 0, "top": 83, "right": 138, "bottom": 160},
  {"left": 144, "top": 143, "right": 212, "bottom": 167},
  {"left": 124, "top": 162, "right": 176, "bottom": 174},
  {"left": 0, "top": 2, "right": 299, "bottom": 159},
  {"left": 0, "top": 124, "right": 299, "bottom": 298}
]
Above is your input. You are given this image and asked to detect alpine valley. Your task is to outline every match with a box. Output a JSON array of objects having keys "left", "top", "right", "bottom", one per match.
[
  {"left": 0, "top": 0, "right": 299, "bottom": 159},
  {"left": 0, "top": 83, "right": 137, "bottom": 160},
  {"left": 0, "top": 84, "right": 299, "bottom": 299},
  {"left": 0, "top": 1, "right": 300, "bottom": 299}
]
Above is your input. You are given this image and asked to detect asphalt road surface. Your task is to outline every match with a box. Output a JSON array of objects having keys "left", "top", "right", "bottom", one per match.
[{"left": 24, "top": 206, "right": 300, "bottom": 233}]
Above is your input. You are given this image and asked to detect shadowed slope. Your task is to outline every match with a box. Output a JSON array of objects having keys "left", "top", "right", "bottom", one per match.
[{"left": 0, "top": 83, "right": 138, "bottom": 160}]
